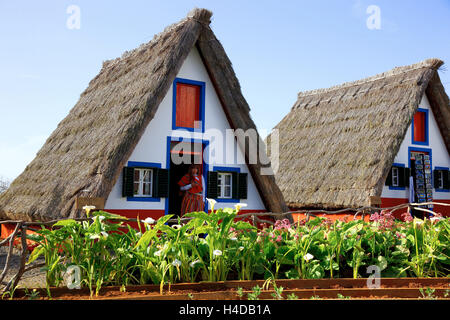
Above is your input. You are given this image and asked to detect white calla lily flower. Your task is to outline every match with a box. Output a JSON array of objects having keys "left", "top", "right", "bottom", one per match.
[
  {"left": 206, "top": 198, "right": 217, "bottom": 213},
  {"left": 234, "top": 203, "right": 247, "bottom": 213},
  {"left": 142, "top": 217, "right": 156, "bottom": 225},
  {"left": 83, "top": 205, "right": 96, "bottom": 217},
  {"left": 303, "top": 253, "right": 314, "bottom": 262},
  {"left": 213, "top": 249, "right": 223, "bottom": 257},
  {"left": 172, "top": 259, "right": 182, "bottom": 267}
]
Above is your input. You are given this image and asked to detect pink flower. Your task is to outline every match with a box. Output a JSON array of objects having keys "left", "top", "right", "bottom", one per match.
[
  {"left": 276, "top": 235, "right": 282, "bottom": 242},
  {"left": 401, "top": 211, "right": 413, "bottom": 222},
  {"left": 371, "top": 210, "right": 395, "bottom": 230},
  {"left": 274, "top": 218, "right": 291, "bottom": 231}
]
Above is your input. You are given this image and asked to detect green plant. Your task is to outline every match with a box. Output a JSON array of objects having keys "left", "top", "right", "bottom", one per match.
[
  {"left": 337, "top": 293, "right": 351, "bottom": 300},
  {"left": 286, "top": 293, "right": 299, "bottom": 300},
  {"left": 419, "top": 287, "right": 437, "bottom": 300},
  {"left": 24, "top": 288, "right": 40, "bottom": 300},
  {"left": 236, "top": 287, "right": 244, "bottom": 299},
  {"left": 248, "top": 285, "right": 262, "bottom": 300}
]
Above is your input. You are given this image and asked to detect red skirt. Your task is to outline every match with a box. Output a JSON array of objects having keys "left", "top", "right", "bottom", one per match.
[{"left": 180, "top": 192, "right": 204, "bottom": 216}]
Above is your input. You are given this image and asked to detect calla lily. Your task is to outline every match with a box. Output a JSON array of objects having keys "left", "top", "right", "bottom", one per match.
[
  {"left": 206, "top": 198, "right": 217, "bottom": 213},
  {"left": 213, "top": 249, "right": 223, "bottom": 257},
  {"left": 83, "top": 205, "right": 96, "bottom": 217},
  {"left": 234, "top": 203, "right": 247, "bottom": 213},
  {"left": 142, "top": 217, "right": 156, "bottom": 225},
  {"left": 303, "top": 253, "right": 314, "bottom": 262},
  {"left": 154, "top": 250, "right": 162, "bottom": 257},
  {"left": 172, "top": 259, "right": 181, "bottom": 267},
  {"left": 189, "top": 260, "right": 200, "bottom": 268},
  {"left": 172, "top": 224, "right": 182, "bottom": 230}
]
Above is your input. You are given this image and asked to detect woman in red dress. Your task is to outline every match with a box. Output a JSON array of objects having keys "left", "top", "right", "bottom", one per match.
[{"left": 178, "top": 164, "right": 204, "bottom": 216}]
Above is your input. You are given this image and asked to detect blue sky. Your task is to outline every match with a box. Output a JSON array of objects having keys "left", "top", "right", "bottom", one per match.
[{"left": 0, "top": 0, "right": 449, "bottom": 180}]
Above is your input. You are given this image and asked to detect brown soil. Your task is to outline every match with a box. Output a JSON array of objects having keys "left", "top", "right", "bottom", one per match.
[{"left": 9, "top": 278, "right": 450, "bottom": 300}]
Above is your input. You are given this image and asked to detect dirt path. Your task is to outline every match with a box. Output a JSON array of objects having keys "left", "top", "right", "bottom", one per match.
[{"left": 0, "top": 246, "right": 46, "bottom": 290}]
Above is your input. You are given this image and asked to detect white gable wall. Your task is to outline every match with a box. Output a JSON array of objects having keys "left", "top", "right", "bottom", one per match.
[
  {"left": 105, "top": 47, "right": 266, "bottom": 211},
  {"left": 381, "top": 94, "right": 450, "bottom": 200}
]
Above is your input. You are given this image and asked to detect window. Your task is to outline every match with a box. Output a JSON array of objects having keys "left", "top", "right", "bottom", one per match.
[
  {"left": 122, "top": 162, "right": 169, "bottom": 201},
  {"left": 434, "top": 167, "right": 450, "bottom": 192},
  {"left": 392, "top": 167, "right": 399, "bottom": 187},
  {"left": 385, "top": 164, "right": 408, "bottom": 190},
  {"left": 173, "top": 78, "right": 205, "bottom": 132},
  {"left": 133, "top": 168, "right": 152, "bottom": 197},
  {"left": 217, "top": 172, "right": 232, "bottom": 199},
  {"left": 412, "top": 109, "right": 429, "bottom": 145},
  {"left": 207, "top": 169, "right": 248, "bottom": 202}
]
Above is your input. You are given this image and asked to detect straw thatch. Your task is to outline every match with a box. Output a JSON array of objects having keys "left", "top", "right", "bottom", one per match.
[
  {"left": 0, "top": 8, "right": 288, "bottom": 222},
  {"left": 267, "top": 59, "right": 449, "bottom": 209}
]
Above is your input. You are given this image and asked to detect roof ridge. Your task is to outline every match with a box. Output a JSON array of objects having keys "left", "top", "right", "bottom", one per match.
[
  {"left": 298, "top": 58, "right": 444, "bottom": 99},
  {"left": 100, "top": 8, "right": 212, "bottom": 72}
]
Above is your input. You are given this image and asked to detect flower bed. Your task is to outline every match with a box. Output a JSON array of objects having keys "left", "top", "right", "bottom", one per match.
[
  {"left": 19, "top": 205, "right": 450, "bottom": 298},
  {"left": 11, "top": 278, "right": 450, "bottom": 300}
]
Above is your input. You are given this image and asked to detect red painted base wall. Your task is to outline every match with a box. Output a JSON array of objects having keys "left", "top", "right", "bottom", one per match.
[{"left": 288, "top": 198, "right": 450, "bottom": 222}]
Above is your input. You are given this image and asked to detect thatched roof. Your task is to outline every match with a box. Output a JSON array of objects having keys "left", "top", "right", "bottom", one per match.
[
  {"left": 0, "top": 8, "right": 288, "bottom": 221},
  {"left": 267, "top": 58, "right": 449, "bottom": 209}
]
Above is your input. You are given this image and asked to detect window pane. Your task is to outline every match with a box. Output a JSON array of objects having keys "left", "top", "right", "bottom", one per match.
[
  {"left": 143, "top": 182, "right": 151, "bottom": 195},
  {"left": 133, "top": 182, "right": 140, "bottom": 195},
  {"left": 134, "top": 170, "right": 140, "bottom": 183},
  {"left": 224, "top": 186, "right": 231, "bottom": 198},
  {"left": 438, "top": 171, "right": 444, "bottom": 189},
  {"left": 392, "top": 168, "right": 399, "bottom": 186},
  {"left": 142, "top": 170, "right": 151, "bottom": 182},
  {"left": 225, "top": 174, "right": 231, "bottom": 186}
]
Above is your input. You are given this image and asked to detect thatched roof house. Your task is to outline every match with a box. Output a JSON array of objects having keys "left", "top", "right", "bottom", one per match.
[
  {"left": 0, "top": 8, "right": 287, "bottom": 222},
  {"left": 267, "top": 58, "right": 450, "bottom": 210}
]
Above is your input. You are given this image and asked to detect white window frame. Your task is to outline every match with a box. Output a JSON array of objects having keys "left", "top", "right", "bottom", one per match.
[
  {"left": 217, "top": 172, "right": 233, "bottom": 199},
  {"left": 436, "top": 170, "right": 444, "bottom": 189},
  {"left": 392, "top": 167, "right": 399, "bottom": 187},
  {"left": 133, "top": 168, "right": 153, "bottom": 197}
]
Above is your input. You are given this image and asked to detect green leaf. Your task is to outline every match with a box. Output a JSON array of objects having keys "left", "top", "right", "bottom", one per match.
[
  {"left": 52, "top": 219, "right": 78, "bottom": 227},
  {"left": 377, "top": 256, "right": 387, "bottom": 271},
  {"left": 27, "top": 245, "right": 44, "bottom": 264}
]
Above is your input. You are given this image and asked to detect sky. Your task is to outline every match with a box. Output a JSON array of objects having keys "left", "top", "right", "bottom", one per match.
[{"left": 0, "top": 0, "right": 449, "bottom": 181}]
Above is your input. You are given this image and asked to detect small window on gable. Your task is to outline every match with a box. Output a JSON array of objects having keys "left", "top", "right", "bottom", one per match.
[
  {"left": 392, "top": 167, "right": 399, "bottom": 187},
  {"left": 175, "top": 80, "right": 202, "bottom": 129},
  {"left": 412, "top": 109, "right": 428, "bottom": 145}
]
